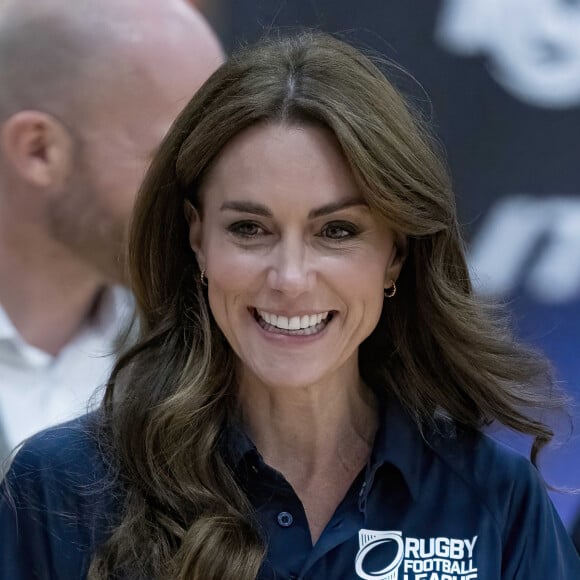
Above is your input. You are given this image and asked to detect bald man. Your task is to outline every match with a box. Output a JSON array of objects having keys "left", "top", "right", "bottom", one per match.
[{"left": 0, "top": 0, "right": 223, "bottom": 464}]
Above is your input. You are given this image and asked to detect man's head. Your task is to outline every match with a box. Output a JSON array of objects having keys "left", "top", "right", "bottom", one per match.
[{"left": 0, "top": 0, "right": 223, "bottom": 283}]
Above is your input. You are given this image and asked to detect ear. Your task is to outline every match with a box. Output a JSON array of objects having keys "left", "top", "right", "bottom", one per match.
[
  {"left": 184, "top": 200, "right": 206, "bottom": 268},
  {"left": 384, "top": 234, "right": 408, "bottom": 288},
  {"left": 0, "top": 111, "right": 73, "bottom": 189}
]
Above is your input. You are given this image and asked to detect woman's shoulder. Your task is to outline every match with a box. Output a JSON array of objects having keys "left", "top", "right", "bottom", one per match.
[
  {"left": 384, "top": 405, "right": 580, "bottom": 576},
  {"left": 427, "top": 420, "right": 543, "bottom": 505},
  {"left": 384, "top": 398, "right": 538, "bottom": 503},
  {"left": 433, "top": 425, "right": 580, "bottom": 575},
  {"left": 425, "top": 419, "right": 570, "bottom": 541}
]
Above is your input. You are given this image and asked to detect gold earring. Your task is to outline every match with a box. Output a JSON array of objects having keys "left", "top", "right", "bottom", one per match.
[
  {"left": 384, "top": 280, "right": 396, "bottom": 298},
  {"left": 200, "top": 269, "right": 207, "bottom": 286}
]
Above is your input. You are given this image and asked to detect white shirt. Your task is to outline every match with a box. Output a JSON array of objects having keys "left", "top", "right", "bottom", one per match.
[{"left": 0, "top": 287, "right": 133, "bottom": 456}]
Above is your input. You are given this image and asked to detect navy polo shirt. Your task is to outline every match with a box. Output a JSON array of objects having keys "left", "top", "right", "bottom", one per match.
[{"left": 1, "top": 401, "right": 580, "bottom": 579}]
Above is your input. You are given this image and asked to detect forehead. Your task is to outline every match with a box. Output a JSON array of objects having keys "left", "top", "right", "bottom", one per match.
[{"left": 200, "top": 122, "right": 363, "bottom": 210}]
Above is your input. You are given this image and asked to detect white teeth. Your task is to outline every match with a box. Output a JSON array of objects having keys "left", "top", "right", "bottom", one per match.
[
  {"left": 288, "top": 316, "right": 301, "bottom": 330},
  {"left": 256, "top": 309, "right": 330, "bottom": 331}
]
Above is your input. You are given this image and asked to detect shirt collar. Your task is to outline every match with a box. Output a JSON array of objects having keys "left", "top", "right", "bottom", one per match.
[
  {"left": 224, "top": 393, "right": 426, "bottom": 501},
  {"left": 0, "top": 301, "right": 17, "bottom": 342},
  {"left": 368, "top": 394, "right": 424, "bottom": 501},
  {"left": 224, "top": 416, "right": 258, "bottom": 470},
  {"left": 0, "top": 301, "right": 53, "bottom": 366},
  {"left": 0, "top": 285, "right": 132, "bottom": 366}
]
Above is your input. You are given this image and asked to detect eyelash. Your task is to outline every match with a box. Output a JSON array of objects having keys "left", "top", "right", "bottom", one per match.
[
  {"left": 226, "top": 220, "right": 360, "bottom": 241},
  {"left": 319, "top": 221, "right": 360, "bottom": 240},
  {"left": 227, "top": 221, "right": 266, "bottom": 238}
]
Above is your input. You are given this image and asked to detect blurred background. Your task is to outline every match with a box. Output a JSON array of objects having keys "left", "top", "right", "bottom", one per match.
[{"left": 193, "top": 0, "right": 580, "bottom": 527}]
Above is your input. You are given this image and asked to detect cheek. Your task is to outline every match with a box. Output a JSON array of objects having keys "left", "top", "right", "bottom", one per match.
[
  {"left": 83, "top": 140, "right": 147, "bottom": 219},
  {"left": 205, "top": 241, "right": 262, "bottom": 288},
  {"left": 341, "top": 266, "right": 385, "bottom": 320},
  {"left": 204, "top": 242, "right": 265, "bottom": 327},
  {"left": 331, "top": 250, "right": 390, "bottom": 318},
  {"left": 325, "top": 245, "right": 390, "bottom": 288}
]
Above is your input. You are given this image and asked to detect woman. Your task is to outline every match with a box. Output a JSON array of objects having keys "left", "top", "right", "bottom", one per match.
[{"left": 1, "top": 32, "right": 578, "bottom": 580}]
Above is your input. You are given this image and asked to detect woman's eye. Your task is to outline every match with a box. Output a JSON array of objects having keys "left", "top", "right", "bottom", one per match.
[
  {"left": 227, "top": 221, "right": 265, "bottom": 238},
  {"left": 320, "top": 221, "right": 359, "bottom": 240}
]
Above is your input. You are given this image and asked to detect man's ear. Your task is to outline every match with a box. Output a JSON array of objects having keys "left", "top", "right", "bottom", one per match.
[
  {"left": 184, "top": 200, "right": 206, "bottom": 268},
  {"left": 0, "top": 111, "right": 73, "bottom": 189}
]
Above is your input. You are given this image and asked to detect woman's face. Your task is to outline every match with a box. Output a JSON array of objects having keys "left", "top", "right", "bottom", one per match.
[{"left": 189, "top": 123, "right": 403, "bottom": 391}]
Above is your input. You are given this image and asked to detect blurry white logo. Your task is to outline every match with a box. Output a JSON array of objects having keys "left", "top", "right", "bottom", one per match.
[
  {"left": 355, "top": 530, "right": 404, "bottom": 580},
  {"left": 436, "top": 0, "right": 580, "bottom": 108},
  {"left": 469, "top": 195, "right": 580, "bottom": 302}
]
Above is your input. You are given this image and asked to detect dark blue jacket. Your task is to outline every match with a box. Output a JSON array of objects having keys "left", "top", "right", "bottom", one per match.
[{"left": 1, "top": 401, "right": 579, "bottom": 579}]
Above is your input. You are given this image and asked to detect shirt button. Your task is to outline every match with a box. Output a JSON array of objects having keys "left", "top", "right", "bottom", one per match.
[{"left": 277, "top": 511, "right": 294, "bottom": 527}]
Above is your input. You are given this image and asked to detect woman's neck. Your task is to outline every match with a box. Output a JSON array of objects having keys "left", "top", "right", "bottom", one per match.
[{"left": 237, "top": 370, "right": 378, "bottom": 482}]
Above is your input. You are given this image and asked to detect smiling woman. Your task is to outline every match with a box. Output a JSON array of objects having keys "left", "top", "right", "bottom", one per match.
[
  {"left": 187, "top": 122, "right": 401, "bottom": 395},
  {"left": 1, "top": 31, "right": 579, "bottom": 580}
]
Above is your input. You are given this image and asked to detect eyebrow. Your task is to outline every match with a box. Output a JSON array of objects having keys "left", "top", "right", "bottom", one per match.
[{"left": 220, "top": 199, "right": 367, "bottom": 219}]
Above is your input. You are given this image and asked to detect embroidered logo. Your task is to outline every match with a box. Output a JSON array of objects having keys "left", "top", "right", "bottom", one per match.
[
  {"left": 355, "top": 530, "right": 405, "bottom": 580},
  {"left": 354, "top": 529, "right": 478, "bottom": 580}
]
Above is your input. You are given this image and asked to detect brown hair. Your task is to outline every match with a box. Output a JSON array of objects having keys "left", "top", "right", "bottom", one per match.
[{"left": 89, "top": 31, "right": 566, "bottom": 580}]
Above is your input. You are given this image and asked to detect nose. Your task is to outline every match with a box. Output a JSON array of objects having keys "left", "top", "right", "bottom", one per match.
[{"left": 267, "top": 235, "right": 313, "bottom": 298}]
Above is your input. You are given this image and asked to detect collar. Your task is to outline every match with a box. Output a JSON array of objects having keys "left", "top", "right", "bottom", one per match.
[
  {"left": 366, "top": 394, "right": 424, "bottom": 501},
  {"left": 0, "top": 301, "right": 53, "bottom": 366},
  {"left": 0, "top": 285, "right": 132, "bottom": 365},
  {"left": 224, "top": 417, "right": 258, "bottom": 470},
  {"left": 0, "top": 301, "right": 18, "bottom": 342},
  {"left": 224, "top": 394, "right": 425, "bottom": 502}
]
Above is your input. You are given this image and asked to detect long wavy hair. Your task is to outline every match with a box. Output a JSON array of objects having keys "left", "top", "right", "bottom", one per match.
[{"left": 89, "top": 32, "right": 566, "bottom": 579}]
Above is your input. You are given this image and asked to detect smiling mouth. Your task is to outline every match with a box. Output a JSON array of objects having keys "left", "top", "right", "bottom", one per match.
[{"left": 252, "top": 308, "right": 334, "bottom": 336}]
